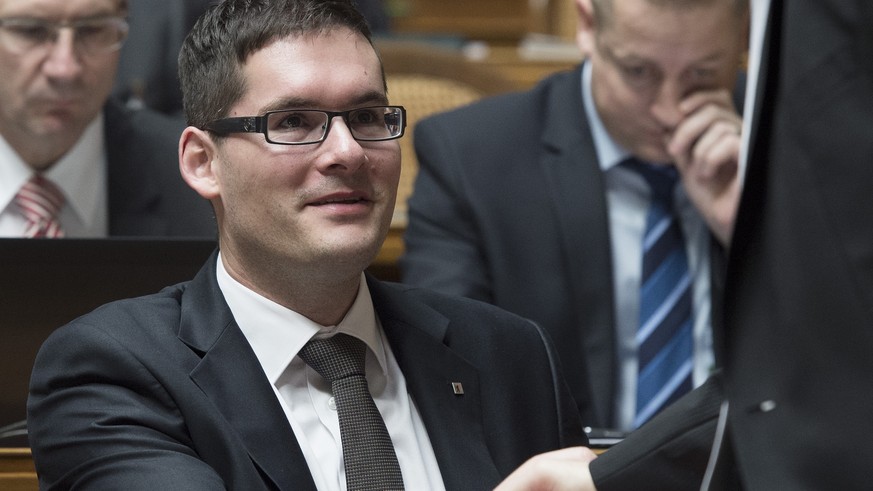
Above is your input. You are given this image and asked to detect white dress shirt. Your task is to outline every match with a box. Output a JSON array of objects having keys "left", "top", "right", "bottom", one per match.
[
  {"left": 0, "top": 115, "right": 108, "bottom": 237},
  {"left": 581, "top": 63, "right": 716, "bottom": 430},
  {"left": 217, "top": 256, "right": 446, "bottom": 490}
]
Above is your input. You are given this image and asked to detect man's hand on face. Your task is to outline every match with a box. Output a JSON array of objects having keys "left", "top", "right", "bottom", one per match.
[{"left": 667, "top": 88, "right": 742, "bottom": 247}]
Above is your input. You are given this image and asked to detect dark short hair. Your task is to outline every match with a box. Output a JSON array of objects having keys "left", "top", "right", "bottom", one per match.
[{"left": 178, "top": 0, "right": 380, "bottom": 129}]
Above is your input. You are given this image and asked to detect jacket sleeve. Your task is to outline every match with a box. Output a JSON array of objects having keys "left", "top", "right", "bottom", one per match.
[
  {"left": 590, "top": 374, "right": 724, "bottom": 491},
  {"left": 27, "top": 321, "right": 226, "bottom": 491}
]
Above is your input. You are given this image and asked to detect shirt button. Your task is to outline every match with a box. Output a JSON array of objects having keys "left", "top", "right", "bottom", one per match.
[{"left": 328, "top": 396, "right": 337, "bottom": 411}]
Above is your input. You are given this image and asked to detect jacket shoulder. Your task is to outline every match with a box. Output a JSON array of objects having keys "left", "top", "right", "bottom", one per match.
[
  {"left": 46, "top": 282, "right": 189, "bottom": 348},
  {"left": 374, "top": 280, "right": 544, "bottom": 341}
]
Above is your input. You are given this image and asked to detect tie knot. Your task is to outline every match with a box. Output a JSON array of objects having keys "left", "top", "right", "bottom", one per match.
[
  {"left": 622, "top": 157, "right": 678, "bottom": 205},
  {"left": 299, "top": 333, "right": 366, "bottom": 383}
]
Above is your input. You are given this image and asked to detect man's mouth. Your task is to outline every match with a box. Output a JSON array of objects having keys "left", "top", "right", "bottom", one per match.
[
  {"left": 307, "top": 189, "right": 374, "bottom": 208},
  {"left": 311, "top": 196, "right": 367, "bottom": 206}
]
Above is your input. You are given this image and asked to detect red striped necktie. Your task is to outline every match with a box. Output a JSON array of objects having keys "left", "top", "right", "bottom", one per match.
[{"left": 15, "top": 175, "right": 66, "bottom": 238}]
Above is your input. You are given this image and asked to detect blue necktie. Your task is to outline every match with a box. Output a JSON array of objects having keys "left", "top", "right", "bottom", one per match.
[{"left": 625, "top": 158, "right": 694, "bottom": 428}]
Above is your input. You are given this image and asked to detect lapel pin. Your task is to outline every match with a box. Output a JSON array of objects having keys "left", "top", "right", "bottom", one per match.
[{"left": 451, "top": 382, "right": 464, "bottom": 395}]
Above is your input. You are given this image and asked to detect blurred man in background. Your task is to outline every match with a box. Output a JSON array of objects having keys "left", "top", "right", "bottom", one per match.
[{"left": 0, "top": 0, "right": 213, "bottom": 238}]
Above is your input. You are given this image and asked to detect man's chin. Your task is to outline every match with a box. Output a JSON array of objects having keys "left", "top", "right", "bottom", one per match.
[
  {"left": 28, "top": 114, "right": 86, "bottom": 139},
  {"left": 321, "top": 229, "right": 385, "bottom": 262}
]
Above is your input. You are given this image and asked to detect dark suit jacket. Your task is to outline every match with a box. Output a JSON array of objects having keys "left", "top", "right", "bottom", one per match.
[
  {"left": 27, "top": 252, "right": 586, "bottom": 490},
  {"left": 591, "top": 1, "right": 873, "bottom": 489},
  {"left": 104, "top": 99, "right": 216, "bottom": 237},
  {"left": 402, "top": 66, "right": 618, "bottom": 427},
  {"left": 718, "top": 0, "right": 873, "bottom": 488},
  {"left": 401, "top": 65, "right": 730, "bottom": 428}
]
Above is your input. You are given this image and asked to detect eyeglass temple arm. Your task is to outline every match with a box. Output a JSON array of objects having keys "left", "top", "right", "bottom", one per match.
[{"left": 203, "top": 116, "right": 263, "bottom": 135}]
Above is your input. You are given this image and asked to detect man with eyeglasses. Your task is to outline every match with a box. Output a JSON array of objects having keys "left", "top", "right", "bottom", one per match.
[
  {"left": 402, "top": 0, "right": 747, "bottom": 441},
  {"left": 0, "top": 0, "right": 213, "bottom": 238},
  {"left": 27, "top": 1, "right": 589, "bottom": 489}
]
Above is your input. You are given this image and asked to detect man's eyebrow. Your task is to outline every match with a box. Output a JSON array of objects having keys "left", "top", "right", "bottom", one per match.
[
  {"left": 603, "top": 43, "right": 729, "bottom": 68},
  {"left": 260, "top": 97, "right": 312, "bottom": 113},
  {"left": 348, "top": 90, "right": 391, "bottom": 107},
  {"left": 259, "top": 91, "right": 389, "bottom": 113},
  {"left": 2, "top": 10, "right": 120, "bottom": 21}
]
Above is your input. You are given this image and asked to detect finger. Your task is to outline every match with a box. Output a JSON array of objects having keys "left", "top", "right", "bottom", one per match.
[
  {"left": 692, "top": 121, "right": 738, "bottom": 166},
  {"left": 545, "top": 446, "right": 599, "bottom": 463},
  {"left": 678, "top": 88, "right": 736, "bottom": 116},
  {"left": 691, "top": 121, "right": 741, "bottom": 178},
  {"left": 669, "top": 104, "right": 730, "bottom": 163},
  {"left": 494, "top": 451, "right": 597, "bottom": 491},
  {"left": 696, "top": 135, "right": 741, "bottom": 181}
]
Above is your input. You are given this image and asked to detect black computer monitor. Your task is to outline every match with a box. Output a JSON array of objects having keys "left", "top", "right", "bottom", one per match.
[{"left": 0, "top": 238, "right": 215, "bottom": 446}]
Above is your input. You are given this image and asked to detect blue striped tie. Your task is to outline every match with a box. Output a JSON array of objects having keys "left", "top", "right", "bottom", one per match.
[{"left": 625, "top": 158, "right": 693, "bottom": 428}]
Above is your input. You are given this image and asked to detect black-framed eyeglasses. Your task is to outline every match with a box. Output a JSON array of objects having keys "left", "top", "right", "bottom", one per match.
[
  {"left": 0, "top": 16, "right": 129, "bottom": 55},
  {"left": 202, "top": 106, "right": 407, "bottom": 145}
]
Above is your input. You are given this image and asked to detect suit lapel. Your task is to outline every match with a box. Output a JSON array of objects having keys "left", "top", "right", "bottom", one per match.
[
  {"left": 179, "top": 254, "right": 317, "bottom": 490},
  {"left": 177, "top": 262, "right": 506, "bottom": 489},
  {"left": 537, "top": 65, "right": 616, "bottom": 426},
  {"left": 368, "top": 278, "right": 501, "bottom": 490}
]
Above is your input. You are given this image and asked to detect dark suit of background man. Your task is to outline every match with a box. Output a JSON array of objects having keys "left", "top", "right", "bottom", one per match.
[
  {"left": 402, "top": 0, "right": 747, "bottom": 431},
  {"left": 0, "top": 0, "right": 214, "bottom": 238},
  {"left": 27, "top": 0, "right": 588, "bottom": 489},
  {"left": 495, "top": 0, "right": 873, "bottom": 489}
]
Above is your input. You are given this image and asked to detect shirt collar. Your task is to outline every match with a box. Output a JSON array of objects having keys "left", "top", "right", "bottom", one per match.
[
  {"left": 0, "top": 135, "right": 31, "bottom": 215},
  {"left": 216, "top": 254, "right": 388, "bottom": 385},
  {"left": 581, "top": 62, "right": 632, "bottom": 172},
  {"left": 0, "top": 115, "right": 106, "bottom": 227},
  {"left": 45, "top": 114, "right": 107, "bottom": 231}
]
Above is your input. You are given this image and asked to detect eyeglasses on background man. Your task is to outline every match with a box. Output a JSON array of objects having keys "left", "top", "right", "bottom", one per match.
[{"left": 0, "top": 16, "right": 128, "bottom": 55}]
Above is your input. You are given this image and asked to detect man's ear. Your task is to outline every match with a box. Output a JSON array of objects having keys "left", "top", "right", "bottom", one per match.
[
  {"left": 575, "top": 0, "right": 597, "bottom": 56},
  {"left": 179, "top": 127, "right": 220, "bottom": 200}
]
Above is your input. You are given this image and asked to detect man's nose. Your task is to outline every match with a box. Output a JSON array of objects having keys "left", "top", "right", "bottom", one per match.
[
  {"left": 42, "top": 28, "right": 84, "bottom": 81},
  {"left": 315, "top": 117, "right": 368, "bottom": 173},
  {"left": 650, "top": 82, "right": 684, "bottom": 131}
]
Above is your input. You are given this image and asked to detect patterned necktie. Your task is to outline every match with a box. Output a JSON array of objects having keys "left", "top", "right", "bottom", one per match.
[
  {"left": 15, "top": 175, "right": 65, "bottom": 238},
  {"left": 299, "top": 333, "right": 404, "bottom": 491},
  {"left": 625, "top": 158, "right": 693, "bottom": 428}
]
